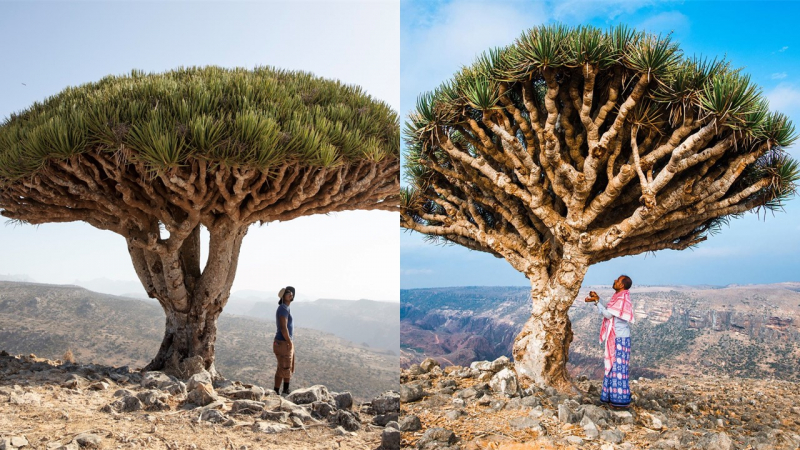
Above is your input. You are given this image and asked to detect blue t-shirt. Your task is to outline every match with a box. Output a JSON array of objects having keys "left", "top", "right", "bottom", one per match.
[{"left": 275, "top": 303, "right": 293, "bottom": 341}]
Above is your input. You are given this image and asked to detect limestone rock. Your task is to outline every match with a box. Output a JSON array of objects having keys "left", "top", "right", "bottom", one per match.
[
  {"left": 380, "top": 427, "right": 401, "bottom": 450},
  {"left": 73, "top": 433, "right": 102, "bottom": 448},
  {"left": 287, "top": 385, "right": 330, "bottom": 404},
  {"left": 199, "top": 409, "right": 228, "bottom": 423},
  {"left": 224, "top": 386, "right": 265, "bottom": 401},
  {"left": 581, "top": 416, "right": 600, "bottom": 439},
  {"left": 186, "top": 383, "right": 218, "bottom": 406},
  {"left": 329, "top": 409, "right": 360, "bottom": 432},
  {"left": 419, "top": 358, "right": 440, "bottom": 373},
  {"left": 334, "top": 391, "right": 353, "bottom": 410},
  {"left": 251, "top": 421, "right": 290, "bottom": 434},
  {"left": 374, "top": 412, "right": 400, "bottom": 426},
  {"left": 489, "top": 367, "right": 519, "bottom": 397},
  {"left": 400, "top": 383, "right": 424, "bottom": 403},
  {"left": 230, "top": 399, "right": 265, "bottom": 415},
  {"left": 140, "top": 371, "right": 173, "bottom": 389},
  {"left": 697, "top": 431, "right": 733, "bottom": 450},
  {"left": 601, "top": 429, "right": 625, "bottom": 444},
  {"left": 558, "top": 402, "right": 580, "bottom": 424},
  {"left": 399, "top": 414, "right": 422, "bottom": 432},
  {"left": 186, "top": 370, "right": 213, "bottom": 391},
  {"left": 490, "top": 356, "right": 511, "bottom": 372},
  {"left": 261, "top": 410, "right": 290, "bottom": 422},
  {"left": 372, "top": 391, "right": 401, "bottom": 414},
  {"left": 417, "top": 427, "right": 457, "bottom": 449},
  {"left": 310, "top": 401, "right": 335, "bottom": 418}
]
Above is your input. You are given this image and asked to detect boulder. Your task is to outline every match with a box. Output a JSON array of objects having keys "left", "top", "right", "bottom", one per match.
[
  {"left": 287, "top": 385, "right": 330, "bottom": 404},
  {"left": 186, "top": 383, "right": 218, "bottom": 406},
  {"left": 509, "top": 416, "right": 540, "bottom": 430},
  {"left": 399, "top": 414, "right": 422, "bottom": 432},
  {"left": 261, "top": 410, "right": 290, "bottom": 422},
  {"left": 611, "top": 410, "right": 634, "bottom": 424},
  {"left": 419, "top": 358, "right": 440, "bottom": 373},
  {"left": 251, "top": 421, "right": 291, "bottom": 434},
  {"left": 381, "top": 427, "right": 401, "bottom": 450},
  {"left": 73, "top": 433, "right": 102, "bottom": 448},
  {"left": 136, "top": 390, "right": 170, "bottom": 411},
  {"left": 87, "top": 381, "right": 109, "bottom": 391},
  {"left": 374, "top": 412, "right": 400, "bottom": 426},
  {"left": 489, "top": 368, "right": 519, "bottom": 397},
  {"left": 224, "top": 386, "right": 265, "bottom": 401},
  {"left": 372, "top": 391, "right": 401, "bottom": 414},
  {"left": 697, "top": 432, "right": 733, "bottom": 450},
  {"left": 186, "top": 370, "right": 213, "bottom": 391},
  {"left": 558, "top": 402, "right": 580, "bottom": 424},
  {"left": 3, "top": 436, "right": 29, "bottom": 449},
  {"left": 601, "top": 429, "right": 625, "bottom": 444},
  {"left": 640, "top": 411, "right": 664, "bottom": 430},
  {"left": 490, "top": 356, "right": 511, "bottom": 372},
  {"left": 109, "top": 395, "right": 143, "bottom": 413},
  {"left": 334, "top": 391, "right": 353, "bottom": 410},
  {"left": 140, "top": 371, "right": 173, "bottom": 389},
  {"left": 311, "top": 401, "right": 335, "bottom": 418},
  {"left": 469, "top": 361, "right": 492, "bottom": 371},
  {"left": 579, "top": 404, "right": 610, "bottom": 425},
  {"left": 230, "top": 400, "right": 265, "bottom": 415},
  {"left": 199, "top": 409, "right": 228, "bottom": 423},
  {"left": 400, "top": 383, "right": 424, "bottom": 403},
  {"left": 417, "top": 427, "right": 457, "bottom": 449},
  {"left": 581, "top": 416, "right": 600, "bottom": 439},
  {"left": 329, "top": 410, "right": 360, "bottom": 432}
]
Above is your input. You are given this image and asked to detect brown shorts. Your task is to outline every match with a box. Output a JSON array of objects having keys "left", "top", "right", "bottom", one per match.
[{"left": 273, "top": 340, "right": 295, "bottom": 379}]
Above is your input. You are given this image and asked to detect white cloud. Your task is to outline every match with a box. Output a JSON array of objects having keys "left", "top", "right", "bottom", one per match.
[
  {"left": 637, "top": 11, "right": 690, "bottom": 35},
  {"left": 780, "top": 46, "right": 789, "bottom": 52},
  {"left": 771, "top": 72, "right": 788, "bottom": 80},
  {"left": 766, "top": 83, "right": 800, "bottom": 114},
  {"left": 401, "top": 1, "right": 548, "bottom": 106},
  {"left": 550, "top": 0, "right": 678, "bottom": 22}
]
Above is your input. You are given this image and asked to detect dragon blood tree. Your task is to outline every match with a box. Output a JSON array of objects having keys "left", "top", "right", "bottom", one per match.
[
  {"left": 0, "top": 66, "right": 399, "bottom": 377},
  {"left": 401, "top": 25, "right": 798, "bottom": 391}
]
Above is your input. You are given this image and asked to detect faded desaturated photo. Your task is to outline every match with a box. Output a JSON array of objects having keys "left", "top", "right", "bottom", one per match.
[
  {"left": 400, "top": 1, "right": 800, "bottom": 449},
  {"left": 0, "top": 1, "right": 401, "bottom": 449}
]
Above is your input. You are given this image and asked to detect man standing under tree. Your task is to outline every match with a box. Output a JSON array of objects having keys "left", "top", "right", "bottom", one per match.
[
  {"left": 586, "top": 275, "right": 635, "bottom": 409},
  {"left": 274, "top": 286, "right": 295, "bottom": 396}
]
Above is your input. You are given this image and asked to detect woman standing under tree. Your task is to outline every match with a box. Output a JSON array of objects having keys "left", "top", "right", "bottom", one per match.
[
  {"left": 586, "top": 275, "right": 635, "bottom": 409},
  {"left": 273, "top": 286, "right": 296, "bottom": 396}
]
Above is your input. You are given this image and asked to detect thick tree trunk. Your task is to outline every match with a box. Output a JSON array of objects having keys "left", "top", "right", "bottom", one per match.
[
  {"left": 144, "top": 302, "right": 222, "bottom": 377},
  {"left": 129, "top": 221, "right": 247, "bottom": 379},
  {"left": 513, "top": 251, "right": 589, "bottom": 393}
]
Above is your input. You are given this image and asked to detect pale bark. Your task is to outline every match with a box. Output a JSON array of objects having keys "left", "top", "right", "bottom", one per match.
[
  {"left": 402, "top": 63, "right": 783, "bottom": 392},
  {"left": 513, "top": 249, "right": 589, "bottom": 391}
]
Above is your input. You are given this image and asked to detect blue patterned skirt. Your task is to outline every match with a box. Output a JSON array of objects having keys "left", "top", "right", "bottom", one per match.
[{"left": 601, "top": 337, "right": 631, "bottom": 407}]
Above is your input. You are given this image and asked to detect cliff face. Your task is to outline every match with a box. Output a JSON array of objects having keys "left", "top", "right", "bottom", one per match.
[{"left": 401, "top": 283, "right": 800, "bottom": 382}]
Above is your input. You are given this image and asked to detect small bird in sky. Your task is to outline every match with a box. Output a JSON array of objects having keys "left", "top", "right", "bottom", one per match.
[{"left": 21, "top": 83, "right": 26, "bottom": 86}]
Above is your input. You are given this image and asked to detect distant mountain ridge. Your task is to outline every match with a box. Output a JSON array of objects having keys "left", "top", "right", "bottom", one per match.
[
  {"left": 245, "top": 298, "right": 399, "bottom": 354},
  {"left": 0, "top": 281, "right": 398, "bottom": 400},
  {"left": 401, "top": 283, "right": 800, "bottom": 381}
]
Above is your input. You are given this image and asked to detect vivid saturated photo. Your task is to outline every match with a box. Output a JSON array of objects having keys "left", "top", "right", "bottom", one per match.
[{"left": 400, "top": 1, "right": 800, "bottom": 449}]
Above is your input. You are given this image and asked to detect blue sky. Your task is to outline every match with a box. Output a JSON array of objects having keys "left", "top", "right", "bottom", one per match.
[
  {"left": 0, "top": 1, "right": 401, "bottom": 302},
  {"left": 400, "top": 0, "right": 800, "bottom": 288}
]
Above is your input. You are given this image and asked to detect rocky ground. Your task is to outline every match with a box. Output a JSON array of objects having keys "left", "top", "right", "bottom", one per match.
[
  {"left": 400, "top": 358, "right": 800, "bottom": 450},
  {"left": 0, "top": 351, "right": 401, "bottom": 450}
]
